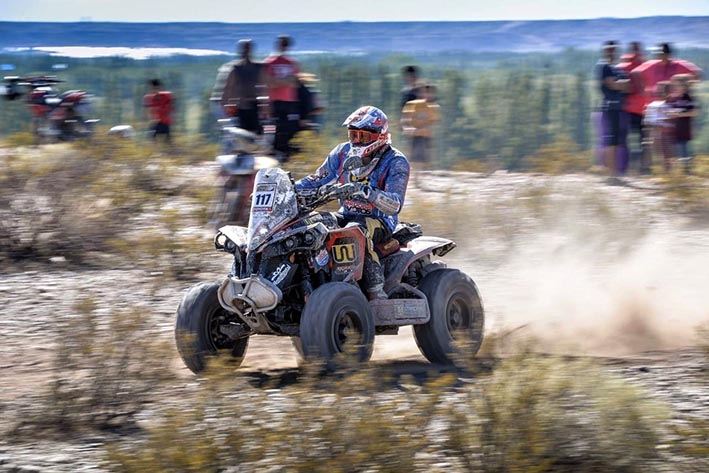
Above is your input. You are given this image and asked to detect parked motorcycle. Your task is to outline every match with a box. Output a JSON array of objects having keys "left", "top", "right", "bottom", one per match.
[
  {"left": 176, "top": 157, "right": 484, "bottom": 373},
  {"left": 2, "top": 75, "right": 99, "bottom": 142}
]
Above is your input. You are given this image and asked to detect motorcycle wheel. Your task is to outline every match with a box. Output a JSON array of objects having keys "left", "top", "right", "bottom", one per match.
[
  {"left": 175, "top": 282, "right": 249, "bottom": 374},
  {"left": 299, "top": 282, "right": 374, "bottom": 370},
  {"left": 413, "top": 269, "right": 484, "bottom": 366}
]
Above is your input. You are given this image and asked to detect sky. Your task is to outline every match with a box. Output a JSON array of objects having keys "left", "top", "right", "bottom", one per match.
[{"left": 2, "top": 0, "right": 708, "bottom": 23}]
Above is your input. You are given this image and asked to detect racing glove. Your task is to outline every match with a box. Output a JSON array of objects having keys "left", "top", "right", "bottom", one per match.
[{"left": 334, "top": 182, "right": 372, "bottom": 200}]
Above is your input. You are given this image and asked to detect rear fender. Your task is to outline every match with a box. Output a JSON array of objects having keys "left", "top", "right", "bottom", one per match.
[{"left": 383, "top": 236, "right": 456, "bottom": 292}]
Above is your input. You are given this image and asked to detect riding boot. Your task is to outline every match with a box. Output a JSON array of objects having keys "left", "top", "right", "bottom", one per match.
[{"left": 363, "top": 257, "right": 387, "bottom": 300}]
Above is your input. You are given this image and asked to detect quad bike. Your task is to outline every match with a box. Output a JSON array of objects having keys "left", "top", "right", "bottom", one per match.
[
  {"left": 2, "top": 75, "right": 99, "bottom": 142},
  {"left": 176, "top": 159, "right": 484, "bottom": 373}
]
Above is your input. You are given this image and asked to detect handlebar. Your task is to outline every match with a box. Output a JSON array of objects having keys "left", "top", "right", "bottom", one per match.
[{"left": 296, "top": 184, "right": 349, "bottom": 212}]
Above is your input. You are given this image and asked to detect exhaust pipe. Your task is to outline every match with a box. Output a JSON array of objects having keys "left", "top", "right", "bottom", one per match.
[{"left": 217, "top": 275, "right": 282, "bottom": 318}]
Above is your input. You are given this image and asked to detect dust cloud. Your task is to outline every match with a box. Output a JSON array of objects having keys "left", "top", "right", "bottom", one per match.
[{"left": 472, "top": 224, "right": 709, "bottom": 357}]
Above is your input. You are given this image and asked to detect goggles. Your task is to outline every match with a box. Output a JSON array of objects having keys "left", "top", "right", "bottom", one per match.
[{"left": 348, "top": 128, "right": 384, "bottom": 145}]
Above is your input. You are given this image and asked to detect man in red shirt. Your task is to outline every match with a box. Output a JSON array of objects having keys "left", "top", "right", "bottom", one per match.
[
  {"left": 632, "top": 43, "right": 702, "bottom": 110},
  {"left": 143, "top": 78, "right": 174, "bottom": 143},
  {"left": 264, "top": 35, "right": 300, "bottom": 158}
]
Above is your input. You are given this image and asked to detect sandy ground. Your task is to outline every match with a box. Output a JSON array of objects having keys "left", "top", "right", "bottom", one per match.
[{"left": 0, "top": 168, "right": 708, "bottom": 471}]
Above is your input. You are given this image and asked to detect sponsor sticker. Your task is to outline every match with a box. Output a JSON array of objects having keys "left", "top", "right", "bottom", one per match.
[
  {"left": 332, "top": 243, "right": 356, "bottom": 263},
  {"left": 270, "top": 263, "right": 291, "bottom": 286},
  {"left": 315, "top": 248, "right": 329, "bottom": 266}
]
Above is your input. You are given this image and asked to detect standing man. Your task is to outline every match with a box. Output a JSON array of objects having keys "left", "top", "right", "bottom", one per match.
[
  {"left": 618, "top": 41, "right": 650, "bottom": 173},
  {"left": 264, "top": 34, "right": 300, "bottom": 158},
  {"left": 143, "top": 78, "right": 174, "bottom": 143},
  {"left": 222, "top": 39, "right": 266, "bottom": 134},
  {"left": 400, "top": 83, "right": 440, "bottom": 176},
  {"left": 596, "top": 41, "right": 629, "bottom": 181},
  {"left": 633, "top": 43, "right": 702, "bottom": 100},
  {"left": 210, "top": 55, "right": 239, "bottom": 121},
  {"left": 400, "top": 65, "right": 420, "bottom": 109}
]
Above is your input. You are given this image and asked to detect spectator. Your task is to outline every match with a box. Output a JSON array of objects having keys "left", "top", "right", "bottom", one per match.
[
  {"left": 617, "top": 41, "right": 650, "bottom": 173},
  {"left": 668, "top": 74, "right": 699, "bottom": 173},
  {"left": 143, "top": 79, "right": 174, "bottom": 143},
  {"left": 632, "top": 42, "right": 702, "bottom": 108},
  {"left": 222, "top": 39, "right": 267, "bottom": 134},
  {"left": 211, "top": 55, "right": 240, "bottom": 121},
  {"left": 596, "top": 41, "right": 629, "bottom": 181},
  {"left": 401, "top": 83, "right": 440, "bottom": 175},
  {"left": 296, "top": 72, "right": 325, "bottom": 132},
  {"left": 644, "top": 81, "right": 674, "bottom": 172},
  {"left": 264, "top": 34, "right": 300, "bottom": 158},
  {"left": 400, "top": 65, "right": 420, "bottom": 110}
]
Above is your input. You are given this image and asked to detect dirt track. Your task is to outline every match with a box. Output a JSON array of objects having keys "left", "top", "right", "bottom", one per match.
[{"left": 1, "top": 169, "right": 708, "bottom": 471}]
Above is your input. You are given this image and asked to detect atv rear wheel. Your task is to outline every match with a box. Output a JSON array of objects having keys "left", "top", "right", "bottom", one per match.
[
  {"left": 175, "top": 282, "right": 249, "bottom": 374},
  {"left": 414, "top": 269, "right": 484, "bottom": 366},
  {"left": 299, "top": 282, "right": 374, "bottom": 369}
]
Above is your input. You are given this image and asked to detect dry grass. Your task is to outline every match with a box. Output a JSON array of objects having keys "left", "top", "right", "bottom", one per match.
[
  {"left": 657, "top": 158, "right": 709, "bottom": 216},
  {"left": 0, "top": 131, "right": 36, "bottom": 147},
  {"left": 524, "top": 137, "right": 593, "bottom": 174},
  {"left": 101, "top": 350, "right": 673, "bottom": 472},
  {"left": 8, "top": 297, "right": 174, "bottom": 438},
  {"left": 0, "top": 135, "right": 216, "bottom": 272}
]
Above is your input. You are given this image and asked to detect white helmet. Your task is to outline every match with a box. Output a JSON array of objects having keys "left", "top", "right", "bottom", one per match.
[{"left": 342, "top": 106, "right": 391, "bottom": 178}]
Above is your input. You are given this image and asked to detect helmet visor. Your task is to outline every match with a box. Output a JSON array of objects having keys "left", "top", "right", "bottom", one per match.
[{"left": 348, "top": 128, "right": 383, "bottom": 146}]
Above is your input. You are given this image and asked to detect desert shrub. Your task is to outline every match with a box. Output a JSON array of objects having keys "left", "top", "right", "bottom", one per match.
[
  {"left": 0, "top": 136, "right": 217, "bottom": 268},
  {"left": 667, "top": 323, "right": 709, "bottom": 473},
  {"left": 524, "top": 136, "right": 593, "bottom": 174},
  {"left": 689, "top": 154, "right": 709, "bottom": 179},
  {"left": 10, "top": 297, "right": 174, "bottom": 437},
  {"left": 669, "top": 416, "right": 709, "bottom": 473},
  {"left": 658, "top": 169, "right": 709, "bottom": 217},
  {"left": 108, "top": 208, "right": 214, "bottom": 279},
  {"left": 106, "top": 363, "right": 450, "bottom": 472},
  {"left": 452, "top": 158, "right": 496, "bottom": 174},
  {"left": 446, "top": 353, "right": 669, "bottom": 472},
  {"left": 104, "top": 352, "right": 672, "bottom": 472},
  {"left": 1, "top": 131, "right": 36, "bottom": 147},
  {"left": 0, "top": 146, "right": 127, "bottom": 263}
]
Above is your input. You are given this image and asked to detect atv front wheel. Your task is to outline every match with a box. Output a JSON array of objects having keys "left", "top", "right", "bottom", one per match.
[
  {"left": 414, "top": 269, "right": 484, "bottom": 366},
  {"left": 175, "top": 282, "right": 249, "bottom": 373},
  {"left": 299, "top": 282, "right": 374, "bottom": 369}
]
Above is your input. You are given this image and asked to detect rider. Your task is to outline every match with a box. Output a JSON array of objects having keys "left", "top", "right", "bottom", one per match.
[{"left": 295, "top": 106, "right": 410, "bottom": 300}]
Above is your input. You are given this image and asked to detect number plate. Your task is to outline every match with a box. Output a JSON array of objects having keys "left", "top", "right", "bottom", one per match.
[{"left": 252, "top": 184, "right": 276, "bottom": 212}]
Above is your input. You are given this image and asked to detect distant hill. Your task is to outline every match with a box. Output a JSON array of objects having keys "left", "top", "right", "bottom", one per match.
[{"left": 2, "top": 16, "right": 709, "bottom": 55}]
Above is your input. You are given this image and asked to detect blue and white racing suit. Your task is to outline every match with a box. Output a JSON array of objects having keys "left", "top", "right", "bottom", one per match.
[{"left": 295, "top": 142, "right": 410, "bottom": 293}]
